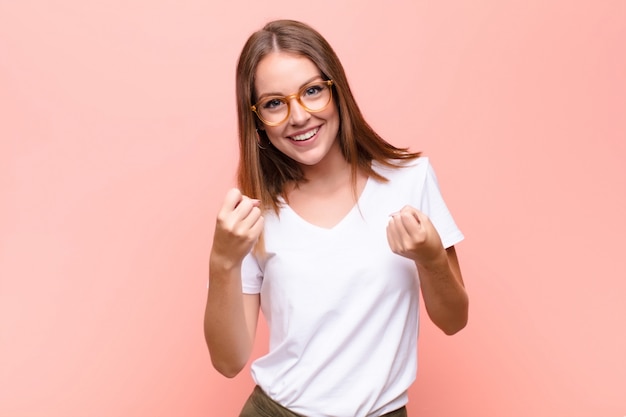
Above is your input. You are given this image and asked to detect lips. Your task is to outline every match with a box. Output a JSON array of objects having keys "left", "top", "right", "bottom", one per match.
[{"left": 290, "top": 127, "right": 319, "bottom": 142}]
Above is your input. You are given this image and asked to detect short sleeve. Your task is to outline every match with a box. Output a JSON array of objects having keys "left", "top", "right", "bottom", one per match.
[
  {"left": 420, "top": 160, "right": 464, "bottom": 249},
  {"left": 241, "top": 251, "right": 263, "bottom": 294}
]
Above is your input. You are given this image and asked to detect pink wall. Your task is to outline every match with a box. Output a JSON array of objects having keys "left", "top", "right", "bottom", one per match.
[{"left": 1, "top": 1, "right": 624, "bottom": 416}]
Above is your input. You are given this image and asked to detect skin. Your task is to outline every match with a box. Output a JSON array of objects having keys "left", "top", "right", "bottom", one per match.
[
  {"left": 387, "top": 208, "right": 468, "bottom": 335},
  {"left": 255, "top": 52, "right": 341, "bottom": 171},
  {"left": 205, "top": 189, "right": 262, "bottom": 377},
  {"left": 204, "top": 52, "right": 468, "bottom": 378}
]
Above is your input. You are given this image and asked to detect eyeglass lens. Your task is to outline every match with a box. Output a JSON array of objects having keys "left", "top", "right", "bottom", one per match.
[{"left": 257, "top": 81, "right": 332, "bottom": 125}]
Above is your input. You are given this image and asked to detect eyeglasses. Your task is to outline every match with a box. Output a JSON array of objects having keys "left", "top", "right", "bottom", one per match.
[{"left": 251, "top": 80, "right": 334, "bottom": 126}]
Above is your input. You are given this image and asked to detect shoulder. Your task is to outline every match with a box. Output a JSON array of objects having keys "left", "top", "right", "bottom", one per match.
[{"left": 371, "top": 156, "right": 431, "bottom": 183}]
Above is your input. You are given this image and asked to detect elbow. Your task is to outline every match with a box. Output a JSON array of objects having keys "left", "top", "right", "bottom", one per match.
[
  {"left": 439, "top": 296, "right": 469, "bottom": 336},
  {"left": 204, "top": 328, "right": 250, "bottom": 378},
  {"left": 211, "top": 358, "right": 246, "bottom": 378},
  {"left": 206, "top": 337, "right": 248, "bottom": 378},
  {"left": 441, "top": 318, "right": 467, "bottom": 335}
]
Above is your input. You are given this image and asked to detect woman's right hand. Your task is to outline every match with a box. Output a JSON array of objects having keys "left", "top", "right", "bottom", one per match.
[
  {"left": 206, "top": 188, "right": 263, "bottom": 376},
  {"left": 211, "top": 188, "right": 264, "bottom": 268}
]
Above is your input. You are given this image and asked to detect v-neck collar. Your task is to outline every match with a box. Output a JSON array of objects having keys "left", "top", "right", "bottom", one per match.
[{"left": 279, "top": 176, "right": 373, "bottom": 232}]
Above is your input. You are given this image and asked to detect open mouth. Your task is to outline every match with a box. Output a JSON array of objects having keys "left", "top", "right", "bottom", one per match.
[{"left": 290, "top": 127, "right": 319, "bottom": 142}]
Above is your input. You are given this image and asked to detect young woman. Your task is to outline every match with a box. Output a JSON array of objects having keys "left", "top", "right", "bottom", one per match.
[{"left": 204, "top": 19, "right": 468, "bottom": 417}]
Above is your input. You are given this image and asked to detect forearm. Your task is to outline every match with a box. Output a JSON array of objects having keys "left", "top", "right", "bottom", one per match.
[
  {"left": 416, "top": 247, "right": 468, "bottom": 335},
  {"left": 204, "top": 256, "right": 256, "bottom": 377}
]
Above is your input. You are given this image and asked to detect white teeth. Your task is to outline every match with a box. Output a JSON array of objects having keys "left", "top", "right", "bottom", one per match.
[{"left": 292, "top": 128, "right": 319, "bottom": 141}]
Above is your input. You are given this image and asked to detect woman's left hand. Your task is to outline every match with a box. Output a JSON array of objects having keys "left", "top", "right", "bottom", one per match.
[
  {"left": 386, "top": 205, "right": 446, "bottom": 266},
  {"left": 387, "top": 205, "right": 468, "bottom": 334}
]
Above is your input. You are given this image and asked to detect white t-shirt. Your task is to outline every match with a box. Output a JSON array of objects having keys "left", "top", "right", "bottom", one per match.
[{"left": 241, "top": 157, "right": 464, "bottom": 417}]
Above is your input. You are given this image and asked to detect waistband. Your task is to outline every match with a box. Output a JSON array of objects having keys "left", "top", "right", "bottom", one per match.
[{"left": 239, "top": 386, "right": 408, "bottom": 417}]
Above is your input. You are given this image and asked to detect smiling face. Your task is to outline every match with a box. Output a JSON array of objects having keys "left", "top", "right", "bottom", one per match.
[{"left": 254, "top": 52, "right": 341, "bottom": 170}]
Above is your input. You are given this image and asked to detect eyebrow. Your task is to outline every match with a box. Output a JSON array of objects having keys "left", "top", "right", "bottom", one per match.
[{"left": 256, "top": 75, "right": 323, "bottom": 100}]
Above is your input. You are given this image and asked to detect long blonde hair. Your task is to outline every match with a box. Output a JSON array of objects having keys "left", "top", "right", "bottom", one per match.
[{"left": 235, "top": 20, "right": 420, "bottom": 213}]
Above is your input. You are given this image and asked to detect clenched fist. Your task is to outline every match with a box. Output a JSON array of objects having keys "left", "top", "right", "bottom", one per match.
[
  {"left": 386, "top": 205, "right": 445, "bottom": 266},
  {"left": 211, "top": 188, "right": 264, "bottom": 268}
]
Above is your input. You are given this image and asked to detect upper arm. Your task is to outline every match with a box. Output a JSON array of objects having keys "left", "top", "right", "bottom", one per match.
[
  {"left": 446, "top": 245, "right": 465, "bottom": 288},
  {"left": 243, "top": 293, "right": 261, "bottom": 344}
]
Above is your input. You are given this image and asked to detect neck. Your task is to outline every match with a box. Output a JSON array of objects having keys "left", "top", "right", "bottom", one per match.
[
  {"left": 282, "top": 142, "right": 354, "bottom": 201},
  {"left": 300, "top": 142, "right": 352, "bottom": 189}
]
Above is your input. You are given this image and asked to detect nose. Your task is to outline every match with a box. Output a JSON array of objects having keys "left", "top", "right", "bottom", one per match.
[{"left": 288, "top": 97, "right": 310, "bottom": 126}]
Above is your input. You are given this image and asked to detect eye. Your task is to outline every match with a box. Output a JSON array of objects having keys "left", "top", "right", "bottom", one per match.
[
  {"left": 261, "top": 98, "right": 285, "bottom": 110},
  {"left": 303, "top": 84, "right": 324, "bottom": 97}
]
